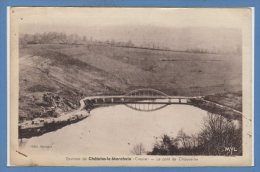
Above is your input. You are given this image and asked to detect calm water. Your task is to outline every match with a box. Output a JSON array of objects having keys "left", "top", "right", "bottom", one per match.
[{"left": 20, "top": 104, "right": 215, "bottom": 155}]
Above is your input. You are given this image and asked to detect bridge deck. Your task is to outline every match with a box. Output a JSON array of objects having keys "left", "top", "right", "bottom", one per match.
[
  {"left": 80, "top": 95, "right": 194, "bottom": 110},
  {"left": 93, "top": 101, "right": 190, "bottom": 105},
  {"left": 82, "top": 95, "right": 198, "bottom": 100}
]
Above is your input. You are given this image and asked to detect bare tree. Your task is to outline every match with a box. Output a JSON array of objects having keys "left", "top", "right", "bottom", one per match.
[
  {"left": 198, "top": 112, "right": 238, "bottom": 155},
  {"left": 131, "top": 143, "right": 146, "bottom": 155},
  {"left": 177, "top": 129, "right": 192, "bottom": 149}
]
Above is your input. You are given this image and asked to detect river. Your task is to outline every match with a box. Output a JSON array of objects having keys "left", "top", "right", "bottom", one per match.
[{"left": 19, "top": 104, "right": 237, "bottom": 156}]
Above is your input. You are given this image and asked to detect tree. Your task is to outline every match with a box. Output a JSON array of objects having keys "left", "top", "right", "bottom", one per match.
[
  {"left": 150, "top": 134, "right": 179, "bottom": 155},
  {"left": 126, "top": 40, "right": 134, "bottom": 47},
  {"left": 177, "top": 129, "right": 192, "bottom": 149},
  {"left": 131, "top": 143, "right": 146, "bottom": 155},
  {"left": 198, "top": 112, "right": 240, "bottom": 155}
]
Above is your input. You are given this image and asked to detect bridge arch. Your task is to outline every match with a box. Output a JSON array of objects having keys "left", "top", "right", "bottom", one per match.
[
  {"left": 124, "top": 88, "right": 170, "bottom": 112},
  {"left": 125, "top": 88, "right": 169, "bottom": 97}
]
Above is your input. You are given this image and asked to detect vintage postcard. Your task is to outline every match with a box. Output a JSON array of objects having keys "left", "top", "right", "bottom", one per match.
[{"left": 9, "top": 7, "right": 253, "bottom": 166}]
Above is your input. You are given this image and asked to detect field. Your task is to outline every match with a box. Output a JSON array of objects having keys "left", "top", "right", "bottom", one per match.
[{"left": 19, "top": 43, "right": 242, "bottom": 121}]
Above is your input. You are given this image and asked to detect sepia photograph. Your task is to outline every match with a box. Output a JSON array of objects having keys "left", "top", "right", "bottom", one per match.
[{"left": 9, "top": 7, "right": 253, "bottom": 166}]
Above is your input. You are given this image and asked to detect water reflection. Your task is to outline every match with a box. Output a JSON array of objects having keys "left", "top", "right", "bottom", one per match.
[{"left": 125, "top": 103, "right": 168, "bottom": 112}]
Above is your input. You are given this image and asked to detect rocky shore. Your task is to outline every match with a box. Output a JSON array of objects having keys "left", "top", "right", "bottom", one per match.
[{"left": 18, "top": 110, "right": 89, "bottom": 138}]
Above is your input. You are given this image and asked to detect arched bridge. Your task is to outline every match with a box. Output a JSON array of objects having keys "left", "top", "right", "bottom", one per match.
[{"left": 80, "top": 88, "right": 197, "bottom": 112}]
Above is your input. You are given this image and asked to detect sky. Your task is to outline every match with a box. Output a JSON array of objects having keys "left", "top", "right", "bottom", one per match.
[{"left": 15, "top": 7, "right": 250, "bottom": 29}]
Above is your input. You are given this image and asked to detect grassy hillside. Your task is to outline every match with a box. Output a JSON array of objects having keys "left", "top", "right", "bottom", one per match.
[
  {"left": 19, "top": 43, "right": 242, "bottom": 121},
  {"left": 204, "top": 92, "right": 242, "bottom": 112}
]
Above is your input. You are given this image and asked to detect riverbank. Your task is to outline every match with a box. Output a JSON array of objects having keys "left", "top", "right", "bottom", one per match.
[
  {"left": 19, "top": 110, "right": 90, "bottom": 138},
  {"left": 190, "top": 98, "right": 242, "bottom": 121}
]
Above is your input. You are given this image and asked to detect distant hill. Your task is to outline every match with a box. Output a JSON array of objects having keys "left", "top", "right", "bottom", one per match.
[{"left": 20, "top": 25, "right": 242, "bottom": 54}]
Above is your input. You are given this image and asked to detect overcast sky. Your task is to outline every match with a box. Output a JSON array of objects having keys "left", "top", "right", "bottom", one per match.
[{"left": 16, "top": 7, "right": 250, "bottom": 29}]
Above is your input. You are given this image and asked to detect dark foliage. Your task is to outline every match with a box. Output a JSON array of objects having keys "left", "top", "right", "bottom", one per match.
[{"left": 149, "top": 113, "right": 242, "bottom": 156}]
